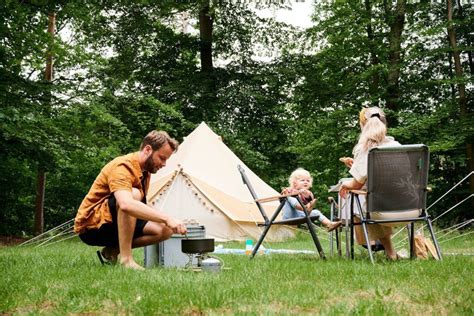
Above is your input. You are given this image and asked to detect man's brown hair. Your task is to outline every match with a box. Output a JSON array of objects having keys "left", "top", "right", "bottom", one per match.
[{"left": 140, "top": 130, "right": 179, "bottom": 152}]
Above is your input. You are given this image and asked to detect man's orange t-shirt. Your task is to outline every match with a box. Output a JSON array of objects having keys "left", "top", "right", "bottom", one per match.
[{"left": 74, "top": 152, "right": 150, "bottom": 234}]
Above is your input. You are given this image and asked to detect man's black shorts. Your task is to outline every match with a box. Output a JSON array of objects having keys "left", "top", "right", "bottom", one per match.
[{"left": 79, "top": 194, "right": 148, "bottom": 247}]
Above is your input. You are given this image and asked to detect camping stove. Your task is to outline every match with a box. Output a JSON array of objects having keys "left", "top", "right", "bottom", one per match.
[
  {"left": 181, "top": 238, "right": 221, "bottom": 272},
  {"left": 184, "top": 252, "right": 208, "bottom": 269}
]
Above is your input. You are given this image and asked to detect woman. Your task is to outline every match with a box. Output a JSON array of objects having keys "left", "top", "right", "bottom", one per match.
[{"left": 339, "top": 107, "right": 417, "bottom": 260}]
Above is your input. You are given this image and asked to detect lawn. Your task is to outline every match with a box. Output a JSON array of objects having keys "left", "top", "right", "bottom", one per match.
[{"left": 1, "top": 229, "right": 472, "bottom": 315}]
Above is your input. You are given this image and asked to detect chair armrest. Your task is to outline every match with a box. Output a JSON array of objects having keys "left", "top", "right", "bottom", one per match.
[
  {"left": 349, "top": 189, "right": 367, "bottom": 195},
  {"left": 328, "top": 196, "right": 339, "bottom": 208},
  {"left": 255, "top": 193, "right": 296, "bottom": 203}
]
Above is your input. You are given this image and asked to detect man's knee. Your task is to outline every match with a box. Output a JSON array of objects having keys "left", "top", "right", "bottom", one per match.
[
  {"left": 162, "top": 226, "right": 173, "bottom": 240},
  {"left": 143, "top": 222, "right": 173, "bottom": 241},
  {"left": 131, "top": 187, "right": 143, "bottom": 201},
  {"left": 156, "top": 225, "right": 173, "bottom": 240}
]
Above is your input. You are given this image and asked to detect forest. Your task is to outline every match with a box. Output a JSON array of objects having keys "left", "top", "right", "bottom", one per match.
[{"left": 0, "top": 0, "right": 472, "bottom": 236}]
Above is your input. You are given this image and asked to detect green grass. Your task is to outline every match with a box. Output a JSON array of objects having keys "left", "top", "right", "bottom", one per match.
[{"left": 1, "top": 230, "right": 473, "bottom": 315}]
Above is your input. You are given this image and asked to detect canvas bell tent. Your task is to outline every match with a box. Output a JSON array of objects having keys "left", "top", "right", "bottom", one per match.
[{"left": 147, "top": 122, "right": 295, "bottom": 242}]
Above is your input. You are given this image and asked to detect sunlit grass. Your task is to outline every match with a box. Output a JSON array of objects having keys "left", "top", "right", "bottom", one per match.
[{"left": 0, "top": 229, "right": 472, "bottom": 314}]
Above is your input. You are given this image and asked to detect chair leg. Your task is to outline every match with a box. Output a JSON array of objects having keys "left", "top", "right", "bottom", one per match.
[
  {"left": 350, "top": 194, "right": 354, "bottom": 260},
  {"left": 409, "top": 222, "right": 415, "bottom": 259},
  {"left": 350, "top": 222, "right": 354, "bottom": 259},
  {"left": 361, "top": 221, "right": 374, "bottom": 264},
  {"left": 305, "top": 216, "right": 326, "bottom": 259},
  {"left": 250, "top": 201, "right": 286, "bottom": 259},
  {"left": 341, "top": 196, "right": 350, "bottom": 258},
  {"left": 251, "top": 224, "right": 272, "bottom": 259},
  {"left": 426, "top": 217, "right": 443, "bottom": 260},
  {"left": 329, "top": 200, "right": 340, "bottom": 257},
  {"left": 344, "top": 217, "right": 350, "bottom": 258},
  {"left": 329, "top": 202, "right": 334, "bottom": 256}
]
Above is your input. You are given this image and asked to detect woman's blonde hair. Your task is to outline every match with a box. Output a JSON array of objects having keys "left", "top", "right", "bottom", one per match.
[
  {"left": 353, "top": 107, "right": 387, "bottom": 154},
  {"left": 289, "top": 168, "right": 313, "bottom": 187}
]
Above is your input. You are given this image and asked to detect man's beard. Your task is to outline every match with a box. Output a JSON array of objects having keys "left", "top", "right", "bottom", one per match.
[{"left": 144, "top": 154, "right": 157, "bottom": 173}]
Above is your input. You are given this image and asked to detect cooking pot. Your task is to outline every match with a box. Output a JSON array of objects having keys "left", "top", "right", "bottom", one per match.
[{"left": 181, "top": 238, "right": 215, "bottom": 254}]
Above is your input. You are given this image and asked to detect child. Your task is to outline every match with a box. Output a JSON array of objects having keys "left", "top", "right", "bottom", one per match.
[{"left": 282, "top": 168, "right": 342, "bottom": 232}]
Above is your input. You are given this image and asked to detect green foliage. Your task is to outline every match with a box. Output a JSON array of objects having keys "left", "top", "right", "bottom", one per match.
[{"left": 1, "top": 0, "right": 472, "bottom": 235}]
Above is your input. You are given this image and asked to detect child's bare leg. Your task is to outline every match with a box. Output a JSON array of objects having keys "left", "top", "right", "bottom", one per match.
[{"left": 321, "top": 218, "right": 331, "bottom": 227}]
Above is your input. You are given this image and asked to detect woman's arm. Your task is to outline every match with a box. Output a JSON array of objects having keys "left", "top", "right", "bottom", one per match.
[{"left": 339, "top": 178, "right": 364, "bottom": 198}]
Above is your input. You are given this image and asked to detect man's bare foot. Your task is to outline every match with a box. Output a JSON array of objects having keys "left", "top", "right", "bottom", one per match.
[
  {"left": 386, "top": 254, "right": 399, "bottom": 261},
  {"left": 120, "top": 257, "right": 145, "bottom": 270},
  {"left": 122, "top": 262, "right": 145, "bottom": 270}
]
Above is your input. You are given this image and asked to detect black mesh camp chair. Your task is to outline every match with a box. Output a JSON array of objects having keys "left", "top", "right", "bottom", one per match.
[
  {"left": 238, "top": 165, "right": 326, "bottom": 259},
  {"left": 348, "top": 144, "right": 442, "bottom": 264}
]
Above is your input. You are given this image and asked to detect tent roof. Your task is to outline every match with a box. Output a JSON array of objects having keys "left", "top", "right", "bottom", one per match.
[
  {"left": 189, "top": 174, "right": 264, "bottom": 222},
  {"left": 149, "top": 171, "right": 279, "bottom": 223},
  {"left": 149, "top": 122, "right": 279, "bottom": 203}
]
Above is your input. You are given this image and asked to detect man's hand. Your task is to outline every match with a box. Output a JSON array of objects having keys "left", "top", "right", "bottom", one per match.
[{"left": 166, "top": 218, "right": 187, "bottom": 235}]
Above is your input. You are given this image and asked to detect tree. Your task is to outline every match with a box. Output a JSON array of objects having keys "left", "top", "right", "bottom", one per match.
[
  {"left": 447, "top": 0, "right": 473, "bottom": 196},
  {"left": 0, "top": 1, "right": 65, "bottom": 234},
  {"left": 0, "top": 0, "right": 140, "bottom": 234},
  {"left": 70, "top": 0, "right": 299, "bottom": 185},
  {"left": 34, "top": 11, "right": 56, "bottom": 236},
  {"left": 383, "top": 0, "right": 406, "bottom": 124}
]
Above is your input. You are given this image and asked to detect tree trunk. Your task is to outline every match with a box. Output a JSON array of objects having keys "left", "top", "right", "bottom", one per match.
[
  {"left": 455, "top": 0, "right": 473, "bottom": 75},
  {"left": 383, "top": 0, "right": 406, "bottom": 126},
  {"left": 34, "top": 172, "right": 46, "bottom": 235},
  {"left": 34, "top": 12, "right": 55, "bottom": 235},
  {"left": 45, "top": 12, "right": 55, "bottom": 81},
  {"left": 447, "top": 0, "right": 473, "bottom": 194},
  {"left": 199, "top": 0, "right": 213, "bottom": 72},
  {"left": 198, "top": 0, "right": 217, "bottom": 121},
  {"left": 365, "top": 0, "right": 380, "bottom": 104},
  {"left": 447, "top": 50, "right": 456, "bottom": 99}
]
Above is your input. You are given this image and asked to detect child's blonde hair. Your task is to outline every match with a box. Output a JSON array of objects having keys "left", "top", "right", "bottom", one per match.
[{"left": 288, "top": 168, "right": 313, "bottom": 187}]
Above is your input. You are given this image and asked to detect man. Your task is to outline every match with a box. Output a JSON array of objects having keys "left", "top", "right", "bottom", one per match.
[{"left": 74, "top": 130, "right": 187, "bottom": 270}]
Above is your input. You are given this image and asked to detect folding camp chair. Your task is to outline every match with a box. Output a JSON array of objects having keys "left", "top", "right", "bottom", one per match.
[
  {"left": 238, "top": 165, "right": 326, "bottom": 259},
  {"left": 348, "top": 144, "right": 442, "bottom": 264}
]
